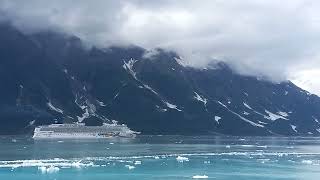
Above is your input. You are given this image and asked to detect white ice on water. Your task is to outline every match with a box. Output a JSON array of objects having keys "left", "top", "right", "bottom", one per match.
[{"left": 192, "top": 175, "right": 208, "bottom": 179}]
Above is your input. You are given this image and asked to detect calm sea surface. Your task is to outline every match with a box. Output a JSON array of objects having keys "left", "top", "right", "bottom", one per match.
[{"left": 1, "top": 135, "right": 320, "bottom": 179}]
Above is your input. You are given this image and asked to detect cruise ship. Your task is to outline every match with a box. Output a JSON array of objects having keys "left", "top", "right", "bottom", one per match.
[{"left": 32, "top": 123, "right": 138, "bottom": 139}]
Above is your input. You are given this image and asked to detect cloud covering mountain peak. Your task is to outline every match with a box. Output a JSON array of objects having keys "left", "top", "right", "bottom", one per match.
[{"left": 1, "top": 0, "right": 320, "bottom": 93}]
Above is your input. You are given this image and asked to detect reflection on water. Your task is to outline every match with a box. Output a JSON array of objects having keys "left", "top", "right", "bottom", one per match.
[{"left": 1, "top": 136, "right": 320, "bottom": 179}]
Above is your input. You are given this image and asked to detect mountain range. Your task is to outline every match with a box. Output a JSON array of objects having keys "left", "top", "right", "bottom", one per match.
[{"left": 1, "top": 22, "right": 320, "bottom": 136}]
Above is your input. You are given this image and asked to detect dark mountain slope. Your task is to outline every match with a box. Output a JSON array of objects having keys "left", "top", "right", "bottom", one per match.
[{"left": 0, "top": 23, "right": 319, "bottom": 136}]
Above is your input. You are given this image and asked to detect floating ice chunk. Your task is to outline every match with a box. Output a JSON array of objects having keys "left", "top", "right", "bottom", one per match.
[
  {"left": 125, "top": 165, "right": 135, "bottom": 170},
  {"left": 302, "top": 160, "right": 313, "bottom": 164},
  {"left": 71, "top": 161, "right": 82, "bottom": 169},
  {"left": 47, "top": 102, "right": 63, "bottom": 114},
  {"left": 38, "top": 166, "right": 60, "bottom": 174},
  {"left": 134, "top": 161, "right": 141, "bottom": 165},
  {"left": 192, "top": 175, "right": 208, "bottom": 179},
  {"left": 226, "top": 145, "right": 231, "bottom": 149},
  {"left": 154, "top": 156, "right": 160, "bottom": 159},
  {"left": 214, "top": 116, "right": 221, "bottom": 124},
  {"left": 47, "top": 166, "right": 60, "bottom": 173},
  {"left": 243, "top": 111, "right": 250, "bottom": 115},
  {"left": 176, "top": 156, "right": 189, "bottom": 162},
  {"left": 38, "top": 166, "right": 47, "bottom": 173}
]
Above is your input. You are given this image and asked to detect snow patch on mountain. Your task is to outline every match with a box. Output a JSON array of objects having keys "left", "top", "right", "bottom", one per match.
[
  {"left": 77, "top": 108, "right": 89, "bottom": 122},
  {"left": 243, "top": 102, "right": 252, "bottom": 110},
  {"left": 123, "top": 58, "right": 138, "bottom": 79},
  {"left": 174, "top": 57, "right": 189, "bottom": 67},
  {"left": 278, "top": 111, "right": 289, "bottom": 117},
  {"left": 243, "top": 111, "right": 250, "bottom": 115},
  {"left": 96, "top": 100, "right": 106, "bottom": 107},
  {"left": 63, "top": 68, "right": 68, "bottom": 74},
  {"left": 164, "top": 102, "right": 182, "bottom": 111},
  {"left": 156, "top": 105, "right": 167, "bottom": 112},
  {"left": 265, "top": 110, "right": 288, "bottom": 121},
  {"left": 217, "top": 101, "right": 227, "bottom": 108},
  {"left": 290, "top": 124, "right": 298, "bottom": 133},
  {"left": 194, "top": 92, "right": 207, "bottom": 105},
  {"left": 216, "top": 101, "right": 264, "bottom": 128},
  {"left": 214, "top": 116, "right": 221, "bottom": 124},
  {"left": 143, "top": 84, "right": 159, "bottom": 95},
  {"left": 47, "top": 102, "right": 63, "bottom": 114},
  {"left": 312, "top": 116, "right": 319, "bottom": 123}
]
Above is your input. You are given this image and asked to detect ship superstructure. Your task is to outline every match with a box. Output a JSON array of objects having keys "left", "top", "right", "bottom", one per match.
[{"left": 33, "top": 123, "right": 138, "bottom": 139}]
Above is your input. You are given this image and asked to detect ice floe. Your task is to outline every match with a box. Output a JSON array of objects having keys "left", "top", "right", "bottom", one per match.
[
  {"left": 125, "top": 165, "right": 135, "bottom": 170},
  {"left": 192, "top": 175, "right": 208, "bottom": 179},
  {"left": 176, "top": 156, "right": 189, "bottom": 162},
  {"left": 0, "top": 159, "right": 94, "bottom": 169},
  {"left": 38, "top": 166, "right": 60, "bottom": 174}
]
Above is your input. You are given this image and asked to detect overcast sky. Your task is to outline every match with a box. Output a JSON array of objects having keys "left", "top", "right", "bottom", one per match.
[{"left": 0, "top": 0, "right": 319, "bottom": 95}]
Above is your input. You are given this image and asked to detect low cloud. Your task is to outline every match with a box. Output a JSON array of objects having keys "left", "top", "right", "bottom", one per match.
[{"left": 1, "top": 0, "right": 320, "bottom": 85}]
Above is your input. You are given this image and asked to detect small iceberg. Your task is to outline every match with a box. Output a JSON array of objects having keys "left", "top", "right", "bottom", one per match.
[
  {"left": 192, "top": 175, "right": 208, "bottom": 179},
  {"left": 38, "top": 166, "right": 60, "bottom": 174},
  {"left": 176, "top": 156, "right": 189, "bottom": 162},
  {"left": 125, "top": 165, "right": 135, "bottom": 170}
]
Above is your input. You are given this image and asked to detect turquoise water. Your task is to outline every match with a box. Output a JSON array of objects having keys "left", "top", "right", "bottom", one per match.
[{"left": 1, "top": 136, "right": 320, "bottom": 179}]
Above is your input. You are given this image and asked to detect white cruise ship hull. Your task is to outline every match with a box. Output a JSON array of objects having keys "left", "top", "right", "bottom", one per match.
[{"left": 33, "top": 123, "right": 138, "bottom": 139}]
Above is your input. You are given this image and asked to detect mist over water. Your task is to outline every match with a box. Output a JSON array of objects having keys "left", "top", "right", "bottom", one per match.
[{"left": 1, "top": 136, "right": 320, "bottom": 179}]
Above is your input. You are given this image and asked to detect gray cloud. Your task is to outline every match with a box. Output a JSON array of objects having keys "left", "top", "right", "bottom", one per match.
[{"left": 1, "top": 0, "right": 320, "bottom": 86}]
